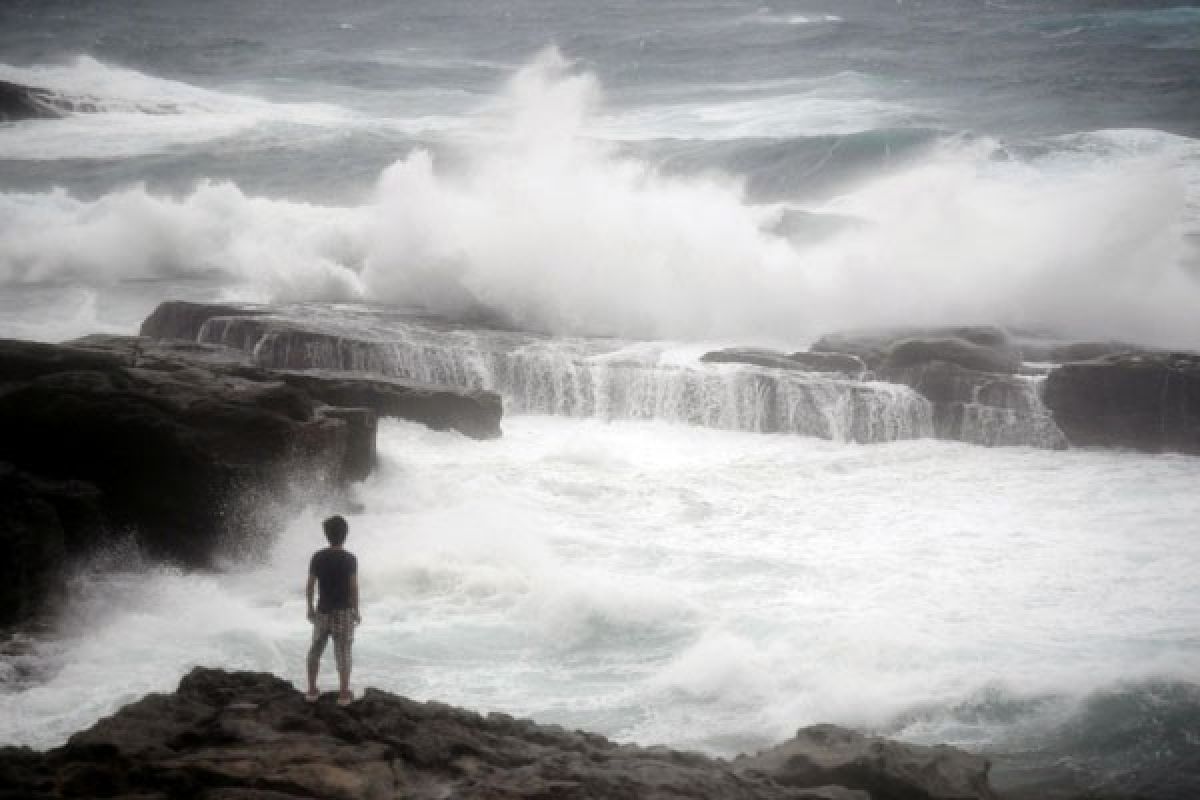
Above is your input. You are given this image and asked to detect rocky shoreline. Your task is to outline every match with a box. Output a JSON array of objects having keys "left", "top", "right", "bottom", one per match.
[{"left": 0, "top": 666, "right": 998, "bottom": 800}]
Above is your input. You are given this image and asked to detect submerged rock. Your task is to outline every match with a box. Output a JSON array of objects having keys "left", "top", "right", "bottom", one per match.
[
  {"left": 735, "top": 723, "right": 997, "bottom": 800},
  {"left": 0, "top": 667, "right": 1005, "bottom": 799},
  {"left": 1043, "top": 351, "right": 1200, "bottom": 454}
]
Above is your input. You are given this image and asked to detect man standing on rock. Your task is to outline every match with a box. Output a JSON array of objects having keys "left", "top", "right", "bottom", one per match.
[{"left": 306, "top": 515, "right": 360, "bottom": 706}]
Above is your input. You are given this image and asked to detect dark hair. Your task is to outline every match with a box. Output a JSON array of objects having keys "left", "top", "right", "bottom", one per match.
[{"left": 323, "top": 515, "right": 349, "bottom": 546}]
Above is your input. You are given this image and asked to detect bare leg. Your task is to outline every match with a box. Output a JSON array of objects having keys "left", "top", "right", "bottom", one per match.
[
  {"left": 307, "top": 616, "right": 330, "bottom": 700},
  {"left": 332, "top": 611, "right": 354, "bottom": 704}
]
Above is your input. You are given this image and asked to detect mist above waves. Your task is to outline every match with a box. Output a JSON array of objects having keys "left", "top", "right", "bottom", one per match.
[{"left": 1, "top": 49, "right": 1198, "bottom": 347}]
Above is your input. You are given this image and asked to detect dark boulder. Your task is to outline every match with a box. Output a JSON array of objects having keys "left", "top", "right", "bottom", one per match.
[
  {"left": 734, "top": 723, "right": 998, "bottom": 800},
  {"left": 1043, "top": 351, "right": 1200, "bottom": 454},
  {"left": 0, "top": 80, "right": 64, "bottom": 122},
  {"left": 0, "top": 465, "right": 105, "bottom": 628}
]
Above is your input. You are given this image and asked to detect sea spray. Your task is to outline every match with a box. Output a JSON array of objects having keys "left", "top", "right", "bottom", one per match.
[
  {"left": 1, "top": 50, "right": 1197, "bottom": 346},
  {"left": 4, "top": 417, "right": 1199, "bottom": 755}
]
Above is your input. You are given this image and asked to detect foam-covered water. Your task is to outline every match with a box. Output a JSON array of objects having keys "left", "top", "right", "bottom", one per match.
[
  {"left": 3, "top": 417, "right": 1198, "bottom": 757},
  {"left": 3, "top": 0, "right": 1200, "bottom": 785}
]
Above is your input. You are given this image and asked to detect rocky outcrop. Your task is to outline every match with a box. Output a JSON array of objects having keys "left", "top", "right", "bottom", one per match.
[
  {"left": 1042, "top": 351, "right": 1200, "bottom": 454},
  {"left": 139, "top": 302, "right": 268, "bottom": 343},
  {"left": 0, "top": 667, "right": 1009, "bottom": 800},
  {"left": 0, "top": 465, "right": 104, "bottom": 627},
  {"left": 0, "top": 339, "right": 364, "bottom": 589},
  {"left": 0, "top": 80, "right": 64, "bottom": 122},
  {"left": 735, "top": 724, "right": 997, "bottom": 800},
  {"left": 0, "top": 335, "right": 502, "bottom": 626},
  {"left": 730, "top": 327, "right": 1064, "bottom": 448}
]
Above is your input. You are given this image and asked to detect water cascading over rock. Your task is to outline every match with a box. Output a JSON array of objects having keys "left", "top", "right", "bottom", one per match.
[{"left": 144, "top": 301, "right": 935, "bottom": 444}]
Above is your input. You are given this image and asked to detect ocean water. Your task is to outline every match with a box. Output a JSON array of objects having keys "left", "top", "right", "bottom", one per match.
[{"left": 2, "top": 0, "right": 1200, "bottom": 787}]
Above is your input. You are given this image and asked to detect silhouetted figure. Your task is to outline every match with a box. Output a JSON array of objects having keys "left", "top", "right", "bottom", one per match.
[{"left": 306, "top": 515, "right": 360, "bottom": 705}]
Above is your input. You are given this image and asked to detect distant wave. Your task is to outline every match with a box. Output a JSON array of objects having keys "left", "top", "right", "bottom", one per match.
[{"left": 0, "top": 56, "right": 359, "bottom": 159}]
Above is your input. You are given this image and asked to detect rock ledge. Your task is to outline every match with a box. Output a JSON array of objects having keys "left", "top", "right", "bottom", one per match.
[{"left": 0, "top": 667, "right": 997, "bottom": 800}]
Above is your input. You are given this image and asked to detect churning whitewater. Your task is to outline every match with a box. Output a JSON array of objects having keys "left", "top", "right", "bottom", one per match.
[
  {"left": 4, "top": 417, "right": 1200, "bottom": 757},
  {"left": 2, "top": 0, "right": 1200, "bottom": 784}
]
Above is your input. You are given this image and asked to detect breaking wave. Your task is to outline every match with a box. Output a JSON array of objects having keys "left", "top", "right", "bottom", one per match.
[{"left": 2, "top": 49, "right": 1199, "bottom": 347}]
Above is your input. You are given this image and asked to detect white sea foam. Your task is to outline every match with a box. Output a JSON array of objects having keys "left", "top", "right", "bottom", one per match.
[
  {"left": 2, "top": 50, "right": 1199, "bottom": 347},
  {"left": 0, "top": 184, "right": 366, "bottom": 299},
  {"left": 3, "top": 416, "right": 1199, "bottom": 753}
]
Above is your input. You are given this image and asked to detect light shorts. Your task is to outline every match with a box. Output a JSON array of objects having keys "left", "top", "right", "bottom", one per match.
[{"left": 307, "top": 608, "right": 357, "bottom": 675}]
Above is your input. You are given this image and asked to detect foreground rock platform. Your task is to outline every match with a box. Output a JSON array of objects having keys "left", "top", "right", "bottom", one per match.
[
  {"left": 0, "top": 667, "right": 997, "bottom": 800},
  {"left": 0, "top": 335, "right": 502, "bottom": 628}
]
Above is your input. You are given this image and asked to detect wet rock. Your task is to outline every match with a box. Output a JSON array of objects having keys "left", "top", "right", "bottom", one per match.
[
  {"left": 0, "top": 339, "right": 352, "bottom": 569},
  {"left": 139, "top": 303, "right": 503, "bottom": 440},
  {"left": 883, "top": 337, "right": 1021, "bottom": 375},
  {"left": 0, "top": 668, "right": 921, "bottom": 799},
  {"left": 702, "top": 348, "right": 813, "bottom": 371},
  {"left": 787, "top": 352, "right": 868, "bottom": 376},
  {"left": 701, "top": 348, "right": 866, "bottom": 376},
  {"left": 0, "top": 80, "right": 64, "bottom": 122},
  {"left": 1043, "top": 351, "right": 1200, "bottom": 454},
  {"left": 877, "top": 361, "right": 1067, "bottom": 448},
  {"left": 0, "top": 333, "right": 504, "bottom": 626},
  {"left": 0, "top": 465, "right": 105, "bottom": 628},
  {"left": 806, "top": 327, "right": 1065, "bottom": 448},
  {"left": 0, "top": 338, "right": 370, "bottom": 624},
  {"left": 1014, "top": 338, "right": 1143, "bottom": 364},
  {"left": 139, "top": 301, "right": 268, "bottom": 342},
  {"left": 276, "top": 371, "right": 502, "bottom": 441},
  {"left": 734, "top": 723, "right": 998, "bottom": 800},
  {"left": 810, "top": 326, "right": 1012, "bottom": 371}
]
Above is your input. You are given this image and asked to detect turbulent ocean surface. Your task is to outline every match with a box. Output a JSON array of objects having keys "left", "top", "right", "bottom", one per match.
[{"left": 2, "top": 0, "right": 1200, "bottom": 789}]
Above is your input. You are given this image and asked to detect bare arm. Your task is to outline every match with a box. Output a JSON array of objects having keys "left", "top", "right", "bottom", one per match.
[
  {"left": 351, "top": 574, "right": 360, "bottom": 623},
  {"left": 306, "top": 574, "right": 316, "bottom": 621}
]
